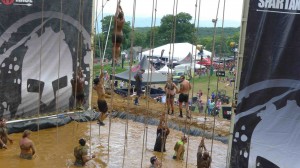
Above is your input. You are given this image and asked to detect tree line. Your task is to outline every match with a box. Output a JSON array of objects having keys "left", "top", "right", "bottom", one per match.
[{"left": 94, "top": 12, "right": 240, "bottom": 60}]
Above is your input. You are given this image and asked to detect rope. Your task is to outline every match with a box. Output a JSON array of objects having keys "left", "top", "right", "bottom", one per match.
[
  {"left": 121, "top": 0, "right": 136, "bottom": 167},
  {"left": 185, "top": 0, "right": 202, "bottom": 167},
  {"left": 108, "top": 0, "right": 121, "bottom": 162},
  {"left": 37, "top": 0, "right": 45, "bottom": 145},
  {"left": 94, "top": 0, "right": 101, "bottom": 138},
  {"left": 203, "top": 0, "right": 222, "bottom": 161},
  {"left": 55, "top": 0, "right": 63, "bottom": 144},
  {"left": 140, "top": 0, "right": 157, "bottom": 167}
]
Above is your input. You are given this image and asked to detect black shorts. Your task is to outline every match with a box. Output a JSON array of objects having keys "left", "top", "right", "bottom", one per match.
[
  {"left": 179, "top": 93, "right": 189, "bottom": 103},
  {"left": 98, "top": 100, "right": 108, "bottom": 113},
  {"left": 112, "top": 34, "right": 123, "bottom": 43},
  {"left": 136, "top": 86, "right": 142, "bottom": 96}
]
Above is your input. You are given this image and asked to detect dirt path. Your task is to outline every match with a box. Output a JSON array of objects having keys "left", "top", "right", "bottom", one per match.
[{"left": 92, "top": 90, "right": 231, "bottom": 137}]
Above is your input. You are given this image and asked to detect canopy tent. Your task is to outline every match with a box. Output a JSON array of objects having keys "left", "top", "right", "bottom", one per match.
[
  {"left": 178, "top": 52, "right": 192, "bottom": 64},
  {"left": 175, "top": 63, "right": 206, "bottom": 70},
  {"left": 112, "top": 56, "right": 167, "bottom": 84},
  {"left": 198, "top": 57, "right": 212, "bottom": 66},
  {"left": 157, "top": 64, "right": 173, "bottom": 74},
  {"left": 141, "top": 42, "right": 211, "bottom": 62}
]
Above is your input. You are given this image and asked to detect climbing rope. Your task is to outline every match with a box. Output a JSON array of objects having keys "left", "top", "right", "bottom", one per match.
[
  {"left": 140, "top": 0, "right": 157, "bottom": 167},
  {"left": 185, "top": 0, "right": 202, "bottom": 167},
  {"left": 121, "top": 0, "right": 137, "bottom": 167},
  {"left": 108, "top": 0, "right": 122, "bottom": 161},
  {"left": 203, "top": 0, "right": 222, "bottom": 161},
  {"left": 55, "top": 0, "right": 63, "bottom": 144},
  {"left": 37, "top": 0, "right": 45, "bottom": 144}
]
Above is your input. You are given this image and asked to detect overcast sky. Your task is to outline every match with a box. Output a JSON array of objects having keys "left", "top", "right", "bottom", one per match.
[{"left": 94, "top": 0, "right": 244, "bottom": 28}]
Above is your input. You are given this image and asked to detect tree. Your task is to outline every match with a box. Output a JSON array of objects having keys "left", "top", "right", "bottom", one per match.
[{"left": 157, "top": 12, "right": 195, "bottom": 45}]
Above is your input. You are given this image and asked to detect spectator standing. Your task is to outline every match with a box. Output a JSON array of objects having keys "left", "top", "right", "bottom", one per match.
[{"left": 134, "top": 69, "right": 145, "bottom": 105}]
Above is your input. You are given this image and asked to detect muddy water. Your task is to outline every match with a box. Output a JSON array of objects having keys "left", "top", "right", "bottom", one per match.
[{"left": 0, "top": 118, "right": 228, "bottom": 168}]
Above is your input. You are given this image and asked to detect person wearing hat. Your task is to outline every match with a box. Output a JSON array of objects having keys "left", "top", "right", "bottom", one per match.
[
  {"left": 150, "top": 155, "right": 161, "bottom": 168},
  {"left": 173, "top": 136, "right": 188, "bottom": 160},
  {"left": 197, "top": 137, "right": 211, "bottom": 168},
  {"left": 74, "top": 138, "right": 95, "bottom": 166},
  {"left": 93, "top": 70, "right": 111, "bottom": 126}
]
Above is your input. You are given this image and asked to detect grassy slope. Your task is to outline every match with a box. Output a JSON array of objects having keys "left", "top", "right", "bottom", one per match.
[{"left": 93, "top": 62, "right": 234, "bottom": 105}]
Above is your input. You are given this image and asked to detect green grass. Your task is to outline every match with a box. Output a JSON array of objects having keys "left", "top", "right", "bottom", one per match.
[
  {"left": 191, "top": 74, "right": 234, "bottom": 98},
  {"left": 93, "top": 62, "right": 130, "bottom": 76},
  {"left": 93, "top": 63, "right": 234, "bottom": 102}
]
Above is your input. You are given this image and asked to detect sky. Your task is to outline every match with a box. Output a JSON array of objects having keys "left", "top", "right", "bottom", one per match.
[{"left": 94, "top": 0, "right": 244, "bottom": 29}]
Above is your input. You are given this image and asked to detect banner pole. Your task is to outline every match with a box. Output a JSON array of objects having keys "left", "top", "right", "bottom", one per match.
[{"left": 226, "top": 0, "right": 250, "bottom": 167}]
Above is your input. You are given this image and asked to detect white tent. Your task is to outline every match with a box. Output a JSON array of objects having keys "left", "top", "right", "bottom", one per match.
[
  {"left": 174, "top": 63, "right": 206, "bottom": 71},
  {"left": 157, "top": 65, "right": 173, "bottom": 75},
  {"left": 141, "top": 42, "right": 211, "bottom": 62}
]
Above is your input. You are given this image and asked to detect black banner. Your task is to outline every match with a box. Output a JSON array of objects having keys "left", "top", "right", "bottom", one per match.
[
  {"left": 0, "top": 0, "right": 92, "bottom": 119},
  {"left": 230, "top": 0, "right": 300, "bottom": 167}
]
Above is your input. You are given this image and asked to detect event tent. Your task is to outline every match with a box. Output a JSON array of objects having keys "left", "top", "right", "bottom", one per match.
[
  {"left": 157, "top": 65, "right": 173, "bottom": 74},
  {"left": 112, "top": 56, "right": 167, "bottom": 84},
  {"left": 141, "top": 42, "right": 211, "bottom": 62}
]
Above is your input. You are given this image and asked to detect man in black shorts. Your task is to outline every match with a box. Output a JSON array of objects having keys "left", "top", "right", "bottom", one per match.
[
  {"left": 93, "top": 71, "right": 110, "bottom": 126},
  {"left": 177, "top": 75, "right": 191, "bottom": 118}
]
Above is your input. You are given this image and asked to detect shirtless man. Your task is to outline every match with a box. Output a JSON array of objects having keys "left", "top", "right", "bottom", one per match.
[
  {"left": 93, "top": 70, "right": 110, "bottom": 126},
  {"left": 74, "top": 138, "right": 95, "bottom": 166},
  {"left": 197, "top": 137, "right": 212, "bottom": 168},
  {"left": 0, "top": 118, "right": 13, "bottom": 149},
  {"left": 19, "top": 130, "right": 36, "bottom": 160},
  {"left": 177, "top": 75, "right": 192, "bottom": 118},
  {"left": 112, "top": 3, "right": 125, "bottom": 64}
]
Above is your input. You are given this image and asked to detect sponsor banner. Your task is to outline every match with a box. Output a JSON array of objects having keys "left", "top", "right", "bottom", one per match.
[
  {"left": 230, "top": 0, "right": 300, "bottom": 167},
  {"left": 0, "top": 0, "right": 92, "bottom": 119}
]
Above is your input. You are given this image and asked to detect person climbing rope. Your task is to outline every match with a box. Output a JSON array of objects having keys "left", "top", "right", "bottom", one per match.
[
  {"left": 154, "top": 116, "right": 170, "bottom": 152},
  {"left": 0, "top": 118, "right": 13, "bottom": 149},
  {"left": 112, "top": 2, "right": 125, "bottom": 65},
  {"left": 93, "top": 70, "right": 110, "bottom": 126},
  {"left": 197, "top": 137, "right": 212, "bottom": 168},
  {"left": 70, "top": 67, "right": 85, "bottom": 110}
]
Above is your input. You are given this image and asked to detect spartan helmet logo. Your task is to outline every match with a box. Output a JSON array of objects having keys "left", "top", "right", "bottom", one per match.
[
  {"left": 0, "top": 11, "right": 91, "bottom": 118},
  {"left": 232, "top": 79, "right": 300, "bottom": 167},
  {"left": 1, "top": 0, "right": 14, "bottom": 5}
]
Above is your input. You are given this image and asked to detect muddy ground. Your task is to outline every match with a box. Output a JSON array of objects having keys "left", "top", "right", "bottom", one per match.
[{"left": 91, "top": 90, "right": 231, "bottom": 137}]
